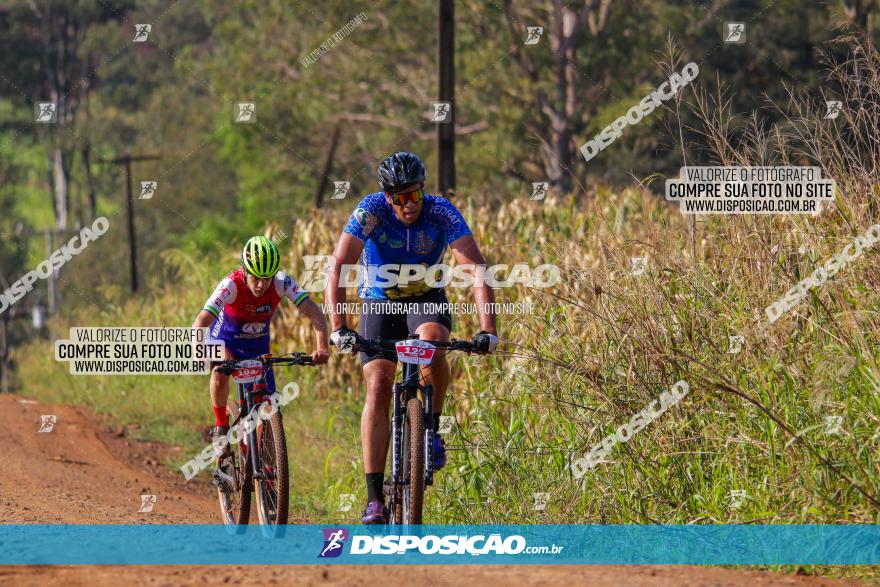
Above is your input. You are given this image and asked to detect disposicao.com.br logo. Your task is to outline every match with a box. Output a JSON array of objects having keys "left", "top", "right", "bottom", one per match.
[{"left": 319, "top": 530, "right": 564, "bottom": 557}]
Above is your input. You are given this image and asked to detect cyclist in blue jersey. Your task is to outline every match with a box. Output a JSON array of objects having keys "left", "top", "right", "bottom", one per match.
[{"left": 327, "top": 151, "right": 499, "bottom": 524}]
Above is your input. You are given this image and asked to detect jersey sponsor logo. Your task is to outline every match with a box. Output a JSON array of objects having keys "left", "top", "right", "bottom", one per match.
[
  {"left": 211, "top": 286, "right": 230, "bottom": 307},
  {"left": 243, "top": 303, "right": 273, "bottom": 314},
  {"left": 413, "top": 231, "right": 435, "bottom": 255},
  {"left": 242, "top": 322, "right": 266, "bottom": 334},
  {"left": 210, "top": 319, "right": 222, "bottom": 338},
  {"left": 353, "top": 208, "right": 378, "bottom": 236},
  {"left": 432, "top": 201, "right": 464, "bottom": 227},
  {"left": 385, "top": 282, "right": 432, "bottom": 299},
  {"left": 282, "top": 274, "right": 305, "bottom": 298}
]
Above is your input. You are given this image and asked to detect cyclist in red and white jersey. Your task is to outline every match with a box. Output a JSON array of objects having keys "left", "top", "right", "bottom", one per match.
[{"left": 192, "top": 236, "right": 329, "bottom": 451}]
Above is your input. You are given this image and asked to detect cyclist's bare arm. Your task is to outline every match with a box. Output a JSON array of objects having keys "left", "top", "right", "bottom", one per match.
[
  {"left": 193, "top": 277, "right": 237, "bottom": 330},
  {"left": 450, "top": 234, "right": 497, "bottom": 335},
  {"left": 192, "top": 310, "right": 215, "bottom": 329},
  {"left": 297, "top": 297, "right": 330, "bottom": 364},
  {"left": 191, "top": 279, "right": 237, "bottom": 364},
  {"left": 271, "top": 271, "right": 330, "bottom": 365},
  {"left": 192, "top": 276, "right": 236, "bottom": 329},
  {"left": 328, "top": 233, "right": 364, "bottom": 331}
]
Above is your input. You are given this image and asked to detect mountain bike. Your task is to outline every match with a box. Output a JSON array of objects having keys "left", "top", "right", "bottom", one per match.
[
  {"left": 350, "top": 333, "right": 478, "bottom": 525},
  {"left": 211, "top": 352, "right": 312, "bottom": 536}
]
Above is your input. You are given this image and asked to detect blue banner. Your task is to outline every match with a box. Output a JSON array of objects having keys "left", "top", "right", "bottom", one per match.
[{"left": 1, "top": 524, "right": 878, "bottom": 564}]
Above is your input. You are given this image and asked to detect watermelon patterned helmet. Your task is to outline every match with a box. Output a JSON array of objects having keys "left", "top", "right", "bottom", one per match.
[{"left": 241, "top": 236, "right": 280, "bottom": 278}]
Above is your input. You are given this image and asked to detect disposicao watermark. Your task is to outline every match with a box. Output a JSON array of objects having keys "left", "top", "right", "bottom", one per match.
[
  {"left": 299, "top": 255, "right": 560, "bottom": 293},
  {"left": 666, "top": 166, "right": 835, "bottom": 215},
  {"left": 765, "top": 224, "right": 880, "bottom": 323},
  {"left": 180, "top": 382, "right": 301, "bottom": 480},
  {"left": 54, "top": 327, "right": 222, "bottom": 375},
  {"left": 300, "top": 12, "right": 367, "bottom": 69},
  {"left": 138, "top": 494, "right": 157, "bottom": 513},
  {"left": 0, "top": 216, "right": 110, "bottom": 315},
  {"left": 580, "top": 62, "right": 699, "bottom": 163},
  {"left": 570, "top": 380, "right": 690, "bottom": 478},
  {"left": 133, "top": 24, "right": 151, "bottom": 42},
  {"left": 345, "top": 533, "right": 563, "bottom": 556}
]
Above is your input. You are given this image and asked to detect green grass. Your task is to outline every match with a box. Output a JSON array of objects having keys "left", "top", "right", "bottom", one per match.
[
  {"left": 17, "top": 191, "right": 880, "bottom": 526},
  {"left": 13, "top": 187, "right": 880, "bottom": 582}
]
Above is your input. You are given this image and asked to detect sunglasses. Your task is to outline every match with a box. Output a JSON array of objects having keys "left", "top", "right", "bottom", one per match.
[{"left": 387, "top": 188, "right": 424, "bottom": 206}]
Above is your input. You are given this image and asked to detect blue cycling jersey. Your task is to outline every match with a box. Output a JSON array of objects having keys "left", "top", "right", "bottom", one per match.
[{"left": 342, "top": 192, "right": 473, "bottom": 299}]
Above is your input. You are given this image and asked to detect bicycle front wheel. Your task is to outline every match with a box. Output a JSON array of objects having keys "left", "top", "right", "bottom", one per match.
[
  {"left": 402, "top": 397, "right": 425, "bottom": 524},
  {"left": 254, "top": 408, "right": 289, "bottom": 534},
  {"left": 217, "top": 408, "right": 251, "bottom": 531}
]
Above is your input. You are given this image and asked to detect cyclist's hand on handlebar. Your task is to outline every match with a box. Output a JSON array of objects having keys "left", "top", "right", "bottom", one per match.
[
  {"left": 212, "top": 362, "right": 232, "bottom": 375},
  {"left": 471, "top": 331, "right": 499, "bottom": 354},
  {"left": 330, "top": 326, "right": 358, "bottom": 354},
  {"left": 311, "top": 347, "right": 330, "bottom": 365}
]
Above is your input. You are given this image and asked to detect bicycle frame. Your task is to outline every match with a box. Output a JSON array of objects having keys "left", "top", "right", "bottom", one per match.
[
  {"left": 213, "top": 352, "right": 310, "bottom": 532},
  {"left": 233, "top": 376, "right": 268, "bottom": 482},
  {"left": 390, "top": 350, "right": 435, "bottom": 503},
  {"left": 219, "top": 354, "right": 311, "bottom": 482},
  {"left": 338, "top": 333, "right": 477, "bottom": 523}
]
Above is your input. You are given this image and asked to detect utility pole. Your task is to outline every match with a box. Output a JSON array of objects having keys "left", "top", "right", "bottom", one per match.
[
  {"left": 99, "top": 153, "right": 161, "bottom": 292},
  {"left": 45, "top": 231, "right": 55, "bottom": 313},
  {"left": 1, "top": 311, "right": 8, "bottom": 393},
  {"left": 437, "top": 0, "right": 455, "bottom": 197},
  {"left": 315, "top": 124, "right": 342, "bottom": 209},
  {"left": 0, "top": 304, "right": 44, "bottom": 393},
  {"left": 41, "top": 227, "right": 82, "bottom": 313}
]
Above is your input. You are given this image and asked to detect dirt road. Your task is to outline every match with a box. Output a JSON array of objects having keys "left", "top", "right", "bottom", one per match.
[
  {"left": 0, "top": 393, "right": 215, "bottom": 523},
  {"left": 0, "top": 394, "right": 862, "bottom": 586}
]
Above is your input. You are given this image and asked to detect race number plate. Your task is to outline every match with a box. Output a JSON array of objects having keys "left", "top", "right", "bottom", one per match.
[
  {"left": 395, "top": 340, "right": 436, "bottom": 365},
  {"left": 232, "top": 359, "right": 263, "bottom": 384}
]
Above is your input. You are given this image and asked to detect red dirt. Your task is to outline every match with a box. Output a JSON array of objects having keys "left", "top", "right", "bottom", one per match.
[{"left": 0, "top": 394, "right": 863, "bottom": 586}]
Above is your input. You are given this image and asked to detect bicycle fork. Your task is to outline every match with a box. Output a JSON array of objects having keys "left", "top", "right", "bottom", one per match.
[
  {"left": 390, "top": 380, "right": 403, "bottom": 507},
  {"left": 424, "top": 384, "right": 434, "bottom": 486},
  {"left": 237, "top": 382, "right": 266, "bottom": 483},
  {"left": 390, "top": 362, "right": 436, "bottom": 496}
]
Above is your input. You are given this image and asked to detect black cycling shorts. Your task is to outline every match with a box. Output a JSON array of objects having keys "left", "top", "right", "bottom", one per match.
[{"left": 358, "top": 289, "right": 453, "bottom": 365}]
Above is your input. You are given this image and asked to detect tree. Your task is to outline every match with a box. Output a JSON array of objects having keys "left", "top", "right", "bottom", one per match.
[
  {"left": 503, "top": 0, "right": 613, "bottom": 194},
  {"left": 844, "top": 0, "right": 876, "bottom": 34},
  {"left": 0, "top": 0, "right": 126, "bottom": 229}
]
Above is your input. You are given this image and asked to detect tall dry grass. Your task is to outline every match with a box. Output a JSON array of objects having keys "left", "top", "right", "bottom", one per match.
[{"left": 16, "top": 37, "right": 880, "bottom": 545}]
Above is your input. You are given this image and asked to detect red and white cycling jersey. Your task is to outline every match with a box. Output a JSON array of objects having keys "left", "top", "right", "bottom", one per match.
[{"left": 203, "top": 267, "right": 308, "bottom": 341}]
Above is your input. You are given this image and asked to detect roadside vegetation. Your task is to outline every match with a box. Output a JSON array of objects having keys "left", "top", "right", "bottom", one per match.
[{"left": 19, "top": 40, "right": 880, "bottom": 541}]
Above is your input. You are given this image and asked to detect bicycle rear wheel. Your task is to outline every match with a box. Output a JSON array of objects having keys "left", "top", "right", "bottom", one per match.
[
  {"left": 217, "top": 408, "right": 251, "bottom": 531},
  {"left": 254, "top": 408, "right": 289, "bottom": 535},
  {"left": 402, "top": 397, "right": 425, "bottom": 524}
]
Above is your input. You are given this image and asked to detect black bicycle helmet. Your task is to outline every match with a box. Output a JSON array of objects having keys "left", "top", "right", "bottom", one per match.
[{"left": 377, "top": 151, "right": 426, "bottom": 192}]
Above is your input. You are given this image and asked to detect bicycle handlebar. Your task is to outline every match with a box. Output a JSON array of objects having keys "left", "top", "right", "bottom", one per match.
[
  {"left": 353, "top": 333, "right": 480, "bottom": 354},
  {"left": 212, "top": 352, "right": 314, "bottom": 375}
]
